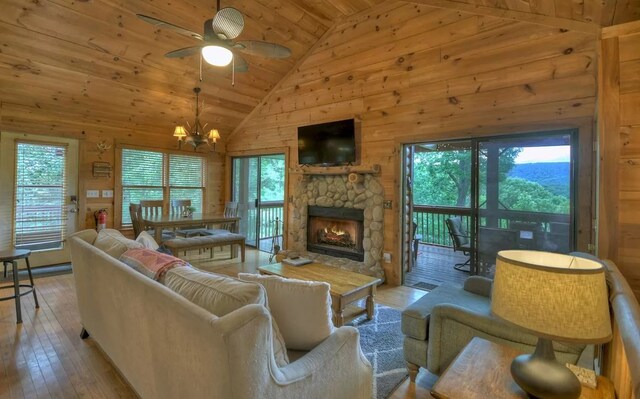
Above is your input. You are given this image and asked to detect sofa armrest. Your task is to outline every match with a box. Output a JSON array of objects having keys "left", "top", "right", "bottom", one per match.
[
  {"left": 427, "top": 303, "right": 584, "bottom": 375},
  {"left": 219, "top": 304, "right": 372, "bottom": 399},
  {"left": 463, "top": 276, "right": 493, "bottom": 297}
]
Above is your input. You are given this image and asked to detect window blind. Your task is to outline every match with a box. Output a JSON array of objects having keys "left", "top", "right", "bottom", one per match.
[
  {"left": 120, "top": 149, "right": 206, "bottom": 227},
  {"left": 169, "top": 154, "right": 205, "bottom": 213},
  {"left": 14, "top": 142, "right": 67, "bottom": 250},
  {"left": 121, "top": 149, "right": 164, "bottom": 225}
]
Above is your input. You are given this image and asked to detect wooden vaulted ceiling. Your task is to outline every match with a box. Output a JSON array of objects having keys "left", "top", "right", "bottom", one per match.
[{"left": 0, "top": 0, "right": 638, "bottom": 145}]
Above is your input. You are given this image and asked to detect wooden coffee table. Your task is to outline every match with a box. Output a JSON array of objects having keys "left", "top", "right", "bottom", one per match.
[{"left": 258, "top": 262, "right": 381, "bottom": 327}]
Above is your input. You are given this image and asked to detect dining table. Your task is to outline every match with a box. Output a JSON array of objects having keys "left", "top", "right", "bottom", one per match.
[{"left": 142, "top": 213, "right": 241, "bottom": 243}]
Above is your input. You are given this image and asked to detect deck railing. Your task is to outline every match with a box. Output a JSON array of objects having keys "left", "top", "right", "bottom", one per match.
[
  {"left": 245, "top": 200, "right": 285, "bottom": 246},
  {"left": 414, "top": 205, "right": 570, "bottom": 248}
]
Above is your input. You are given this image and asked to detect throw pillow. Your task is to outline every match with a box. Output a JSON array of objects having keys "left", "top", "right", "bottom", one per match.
[
  {"left": 165, "top": 267, "right": 289, "bottom": 367},
  {"left": 94, "top": 229, "right": 143, "bottom": 258},
  {"left": 238, "top": 273, "right": 335, "bottom": 351},
  {"left": 119, "top": 248, "right": 188, "bottom": 282},
  {"left": 136, "top": 231, "right": 159, "bottom": 250}
]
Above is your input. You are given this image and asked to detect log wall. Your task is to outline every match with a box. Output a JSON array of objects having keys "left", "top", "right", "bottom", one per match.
[
  {"left": 599, "top": 20, "right": 640, "bottom": 301},
  {"left": 227, "top": 1, "right": 598, "bottom": 285}
]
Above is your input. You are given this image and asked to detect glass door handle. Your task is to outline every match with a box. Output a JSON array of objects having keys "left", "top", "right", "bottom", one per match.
[{"left": 255, "top": 198, "right": 259, "bottom": 207}]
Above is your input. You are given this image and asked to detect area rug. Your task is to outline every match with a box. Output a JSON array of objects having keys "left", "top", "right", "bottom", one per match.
[{"left": 349, "top": 304, "right": 408, "bottom": 399}]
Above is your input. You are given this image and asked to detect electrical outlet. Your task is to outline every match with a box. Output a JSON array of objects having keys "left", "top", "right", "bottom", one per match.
[
  {"left": 102, "top": 190, "right": 113, "bottom": 198},
  {"left": 383, "top": 252, "right": 392, "bottom": 263},
  {"left": 86, "top": 190, "right": 99, "bottom": 198},
  {"left": 383, "top": 200, "right": 392, "bottom": 209}
]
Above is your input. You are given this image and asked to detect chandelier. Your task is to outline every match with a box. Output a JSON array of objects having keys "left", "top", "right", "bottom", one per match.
[{"left": 173, "top": 87, "right": 220, "bottom": 151}]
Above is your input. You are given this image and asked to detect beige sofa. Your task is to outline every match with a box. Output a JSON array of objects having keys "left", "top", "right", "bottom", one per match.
[{"left": 68, "top": 229, "right": 372, "bottom": 399}]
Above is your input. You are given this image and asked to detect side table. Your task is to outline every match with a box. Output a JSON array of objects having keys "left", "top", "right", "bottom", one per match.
[
  {"left": 431, "top": 337, "right": 615, "bottom": 399},
  {"left": 0, "top": 249, "right": 40, "bottom": 323}
]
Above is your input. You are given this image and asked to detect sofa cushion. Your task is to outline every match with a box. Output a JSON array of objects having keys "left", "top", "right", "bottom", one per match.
[
  {"left": 136, "top": 231, "right": 159, "bottom": 250},
  {"left": 94, "top": 228, "right": 143, "bottom": 258},
  {"left": 238, "top": 273, "right": 334, "bottom": 351},
  {"left": 165, "top": 267, "right": 289, "bottom": 367},
  {"left": 119, "top": 248, "right": 188, "bottom": 282},
  {"left": 401, "top": 283, "right": 490, "bottom": 341}
]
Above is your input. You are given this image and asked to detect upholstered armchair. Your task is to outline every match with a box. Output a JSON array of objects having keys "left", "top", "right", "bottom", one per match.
[{"left": 401, "top": 276, "right": 586, "bottom": 381}]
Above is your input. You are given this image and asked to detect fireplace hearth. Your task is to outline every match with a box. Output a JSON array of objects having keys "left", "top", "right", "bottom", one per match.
[{"left": 307, "top": 206, "right": 364, "bottom": 261}]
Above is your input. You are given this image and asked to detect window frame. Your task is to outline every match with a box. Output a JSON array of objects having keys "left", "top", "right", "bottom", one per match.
[
  {"left": 115, "top": 144, "right": 208, "bottom": 229},
  {"left": 13, "top": 140, "right": 69, "bottom": 251}
]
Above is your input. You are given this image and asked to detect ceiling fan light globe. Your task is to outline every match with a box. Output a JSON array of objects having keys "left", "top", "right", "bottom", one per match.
[{"left": 201, "top": 45, "right": 233, "bottom": 66}]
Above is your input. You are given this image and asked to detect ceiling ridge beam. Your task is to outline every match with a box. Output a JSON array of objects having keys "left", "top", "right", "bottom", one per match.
[
  {"left": 401, "top": 0, "right": 601, "bottom": 35},
  {"left": 227, "top": 15, "right": 344, "bottom": 140}
]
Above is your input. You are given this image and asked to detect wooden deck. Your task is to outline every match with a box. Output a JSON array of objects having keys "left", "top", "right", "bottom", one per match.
[{"left": 404, "top": 244, "right": 470, "bottom": 290}]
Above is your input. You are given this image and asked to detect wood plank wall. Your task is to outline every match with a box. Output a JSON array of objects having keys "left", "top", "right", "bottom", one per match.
[
  {"left": 227, "top": 1, "right": 599, "bottom": 285},
  {"left": 599, "top": 20, "right": 640, "bottom": 301}
]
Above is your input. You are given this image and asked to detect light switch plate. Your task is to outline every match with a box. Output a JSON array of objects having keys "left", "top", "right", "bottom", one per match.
[
  {"left": 86, "top": 190, "right": 99, "bottom": 198},
  {"left": 102, "top": 190, "right": 113, "bottom": 198}
]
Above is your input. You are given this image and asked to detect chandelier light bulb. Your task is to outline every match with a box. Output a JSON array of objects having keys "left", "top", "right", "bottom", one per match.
[{"left": 201, "top": 45, "right": 233, "bottom": 67}]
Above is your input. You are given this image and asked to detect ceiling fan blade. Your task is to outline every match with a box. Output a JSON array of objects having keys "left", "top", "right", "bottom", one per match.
[
  {"left": 136, "top": 14, "right": 203, "bottom": 40},
  {"left": 235, "top": 40, "right": 291, "bottom": 59},
  {"left": 212, "top": 7, "right": 245, "bottom": 40},
  {"left": 165, "top": 46, "right": 202, "bottom": 58},
  {"left": 232, "top": 54, "right": 249, "bottom": 72}
]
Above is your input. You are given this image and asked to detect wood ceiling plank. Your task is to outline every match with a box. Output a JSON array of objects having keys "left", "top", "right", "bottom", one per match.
[
  {"left": 620, "top": 59, "right": 640, "bottom": 93},
  {"left": 402, "top": 0, "right": 600, "bottom": 33},
  {"left": 612, "top": 0, "right": 640, "bottom": 25},
  {"left": 553, "top": 0, "right": 575, "bottom": 19},
  {"left": 503, "top": 0, "right": 533, "bottom": 13},
  {"left": 528, "top": 0, "right": 557, "bottom": 17},
  {"left": 306, "top": 7, "right": 465, "bottom": 69}
]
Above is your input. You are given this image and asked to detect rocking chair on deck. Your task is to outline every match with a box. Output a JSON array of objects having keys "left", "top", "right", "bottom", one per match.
[{"left": 445, "top": 217, "right": 472, "bottom": 272}]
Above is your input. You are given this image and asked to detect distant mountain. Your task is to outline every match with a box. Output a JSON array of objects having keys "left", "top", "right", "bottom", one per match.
[{"left": 507, "top": 162, "right": 570, "bottom": 197}]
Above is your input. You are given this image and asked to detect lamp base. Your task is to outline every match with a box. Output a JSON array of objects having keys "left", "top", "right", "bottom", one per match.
[{"left": 510, "top": 338, "right": 581, "bottom": 399}]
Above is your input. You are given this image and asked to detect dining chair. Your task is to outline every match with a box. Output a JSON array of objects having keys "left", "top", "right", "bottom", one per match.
[
  {"left": 171, "top": 199, "right": 205, "bottom": 237},
  {"left": 135, "top": 201, "right": 175, "bottom": 241},
  {"left": 170, "top": 199, "right": 191, "bottom": 216},
  {"left": 139, "top": 200, "right": 165, "bottom": 218}
]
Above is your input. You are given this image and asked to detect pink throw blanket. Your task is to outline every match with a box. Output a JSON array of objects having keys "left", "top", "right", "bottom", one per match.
[{"left": 120, "top": 248, "right": 188, "bottom": 282}]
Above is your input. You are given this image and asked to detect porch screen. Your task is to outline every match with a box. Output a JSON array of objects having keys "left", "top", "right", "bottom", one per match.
[{"left": 14, "top": 142, "right": 68, "bottom": 250}]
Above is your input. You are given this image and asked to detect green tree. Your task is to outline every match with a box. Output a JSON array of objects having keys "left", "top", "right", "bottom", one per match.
[
  {"left": 499, "top": 178, "right": 569, "bottom": 214},
  {"left": 412, "top": 146, "right": 521, "bottom": 207}
]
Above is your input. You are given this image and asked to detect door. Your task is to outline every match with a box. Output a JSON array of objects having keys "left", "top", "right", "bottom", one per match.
[
  {"left": 403, "top": 130, "right": 577, "bottom": 289},
  {"left": 476, "top": 133, "right": 575, "bottom": 277},
  {"left": 232, "top": 154, "right": 286, "bottom": 251}
]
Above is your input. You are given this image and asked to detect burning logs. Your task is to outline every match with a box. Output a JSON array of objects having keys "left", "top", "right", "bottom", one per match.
[{"left": 317, "top": 226, "right": 355, "bottom": 248}]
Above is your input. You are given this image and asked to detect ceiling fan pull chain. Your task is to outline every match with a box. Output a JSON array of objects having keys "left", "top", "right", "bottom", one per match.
[{"left": 199, "top": 54, "right": 203, "bottom": 82}]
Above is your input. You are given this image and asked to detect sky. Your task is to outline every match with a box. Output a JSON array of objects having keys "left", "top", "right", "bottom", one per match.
[{"left": 514, "top": 146, "right": 570, "bottom": 164}]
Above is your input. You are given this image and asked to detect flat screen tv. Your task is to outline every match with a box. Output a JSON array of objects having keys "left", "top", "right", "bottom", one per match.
[{"left": 297, "top": 119, "right": 357, "bottom": 166}]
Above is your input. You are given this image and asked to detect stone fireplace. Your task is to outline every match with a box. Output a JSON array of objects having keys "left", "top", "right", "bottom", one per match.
[
  {"left": 288, "top": 174, "right": 385, "bottom": 280},
  {"left": 307, "top": 206, "right": 364, "bottom": 261}
]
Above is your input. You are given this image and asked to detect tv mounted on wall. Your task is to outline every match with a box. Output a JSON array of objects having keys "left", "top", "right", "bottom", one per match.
[{"left": 297, "top": 118, "right": 358, "bottom": 166}]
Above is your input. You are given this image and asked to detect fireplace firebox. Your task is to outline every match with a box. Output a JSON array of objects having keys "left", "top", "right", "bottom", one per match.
[{"left": 307, "top": 206, "right": 364, "bottom": 261}]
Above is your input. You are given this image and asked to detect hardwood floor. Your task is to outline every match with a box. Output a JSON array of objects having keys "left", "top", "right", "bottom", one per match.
[
  {"left": 404, "top": 244, "right": 470, "bottom": 289},
  {"left": 0, "top": 247, "right": 435, "bottom": 398}
]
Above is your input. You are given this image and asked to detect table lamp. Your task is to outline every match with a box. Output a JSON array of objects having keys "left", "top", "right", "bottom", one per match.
[{"left": 491, "top": 250, "right": 611, "bottom": 399}]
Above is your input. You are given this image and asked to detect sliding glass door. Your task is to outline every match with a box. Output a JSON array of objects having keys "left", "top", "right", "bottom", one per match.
[
  {"left": 403, "top": 130, "right": 577, "bottom": 289},
  {"left": 232, "top": 154, "right": 285, "bottom": 251}
]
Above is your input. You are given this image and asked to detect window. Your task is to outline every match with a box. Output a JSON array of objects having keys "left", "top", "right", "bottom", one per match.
[
  {"left": 14, "top": 142, "right": 67, "bottom": 251},
  {"left": 120, "top": 148, "right": 206, "bottom": 226}
]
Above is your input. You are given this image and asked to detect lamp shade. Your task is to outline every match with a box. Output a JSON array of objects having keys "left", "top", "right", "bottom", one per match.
[
  {"left": 491, "top": 250, "right": 611, "bottom": 343},
  {"left": 208, "top": 129, "right": 220, "bottom": 141},
  {"left": 173, "top": 125, "right": 187, "bottom": 138},
  {"left": 201, "top": 45, "right": 233, "bottom": 67}
]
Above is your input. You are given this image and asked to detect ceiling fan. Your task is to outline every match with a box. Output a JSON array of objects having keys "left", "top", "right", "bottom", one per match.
[{"left": 136, "top": 0, "right": 291, "bottom": 73}]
